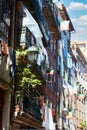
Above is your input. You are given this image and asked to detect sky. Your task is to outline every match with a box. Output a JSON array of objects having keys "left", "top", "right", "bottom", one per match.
[{"left": 60, "top": 0, "right": 87, "bottom": 42}]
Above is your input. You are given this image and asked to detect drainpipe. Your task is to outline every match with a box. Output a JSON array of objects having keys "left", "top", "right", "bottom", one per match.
[
  {"left": 9, "top": 0, "right": 16, "bottom": 129},
  {"left": 55, "top": 39, "right": 64, "bottom": 130},
  {"left": 9, "top": 0, "right": 15, "bottom": 48},
  {"left": 55, "top": 40, "right": 59, "bottom": 130}
]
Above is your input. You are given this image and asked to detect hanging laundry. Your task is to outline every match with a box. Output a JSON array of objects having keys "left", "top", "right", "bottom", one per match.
[
  {"left": 6, "top": 47, "right": 13, "bottom": 70},
  {"left": 63, "top": 80, "right": 68, "bottom": 88},
  {"left": 78, "top": 94, "right": 85, "bottom": 100},
  {"left": 41, "top": 103, "right": 46, "bottom": 127},
  {"left": 46, "top": 69, "right": 55, "bottom": 75},
  {"left": 66, "top": 111, "right": 73, "bottom": 119},
  {"left": 9, "top": 50, "right": 16, "bottom": 77},
  {"left": 67, "top": 52, "right": 72, "bottom": 69},
  {"left": 49, "top": 69, "right": 55, "bottom": 75},
  {"left": 72, "top": 86, "right": 78, "bottom": 95},
  {"left": 60, "top": 20, "right": 70, "bottom": 31},
  {"left": 40, "top": 96, "right": 43, "bottom": 108},
  {"left": 51, "top": 108, "right": 55, "bottom": 117},
  {"left": 37, "top": 52, "right": 44, "bottom": 66},
  {"left": 1, "top": 42, "right": 8, "bottom": 55},
  {"left": 42, "top": 104, "right": 56, "bottom": 130}
]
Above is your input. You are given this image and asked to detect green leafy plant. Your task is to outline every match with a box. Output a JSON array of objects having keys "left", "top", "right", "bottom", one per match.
[
  {"left": 80, "top": 121, "right": 87, "bottom": 129},
  {"left": 16, "top": 49, "right": 29, "bottom": 65},
  {"left": 16, "top": 49, "right": 28, "bottom": 57},
  {"left": 15, "top": 68, "right": 41, "bottom": 90},
  {"left": 15, "top": 48, "right": 41, "bottom": 104},
  {"left": 19, "top": 68, "right": 41, "bottom": 88}
]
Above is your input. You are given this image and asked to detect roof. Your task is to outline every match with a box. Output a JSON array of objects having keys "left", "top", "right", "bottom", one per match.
[{"left": 72, "top": 42, "right": 87, "bottom": 64}]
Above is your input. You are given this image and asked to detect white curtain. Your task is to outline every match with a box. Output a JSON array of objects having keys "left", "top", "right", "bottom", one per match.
[
  {"left": 42, "top": 105, "right": 56, "bottom": 130},
  {"left": 60, "top": 21, "right": 70, "bottom": 31}
]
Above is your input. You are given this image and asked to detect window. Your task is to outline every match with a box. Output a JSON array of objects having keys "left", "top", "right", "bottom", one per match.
[{"left": 2, "top": 0, "right": 10, "bottom": 26}]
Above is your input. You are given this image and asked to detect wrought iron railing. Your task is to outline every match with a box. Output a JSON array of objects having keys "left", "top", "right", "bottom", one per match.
[
  {"left": 19, "top": 26, "right": 32, "bottom": 46},
  {"left": 23, "top": 95, "right": 42, "bottom": 120},
  {"left": 0, "top": 20, "right": 9, "bottom": 42}
]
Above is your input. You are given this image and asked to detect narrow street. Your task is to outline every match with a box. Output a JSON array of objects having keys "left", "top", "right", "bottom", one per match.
[{"left": 0, "top": 0, "right": 87, "bottom": 130}]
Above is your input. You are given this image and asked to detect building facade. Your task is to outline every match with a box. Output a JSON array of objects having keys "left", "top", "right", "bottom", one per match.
[
  {"left": 0, "top": 0, "right": 12, "bottom": 129},
  {"left": 71, "top": 42, "right": 87, "bottom": 130},
  {"left": 0, "top": 0, "right": 87, "bottom": 130}
]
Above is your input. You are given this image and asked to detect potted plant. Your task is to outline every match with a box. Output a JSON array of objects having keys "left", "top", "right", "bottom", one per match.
[
  {"left": 80, "top": 121, "right": 87, "bottom": 130},
  {"left": 15, "top": 67, "right": 41, "bottom": 89},
  {"left": 15, "top": 49, "right": 41, "bottom": 102},
  {"left": 16, "top": 49, "right": 29, "bottom": 65}
]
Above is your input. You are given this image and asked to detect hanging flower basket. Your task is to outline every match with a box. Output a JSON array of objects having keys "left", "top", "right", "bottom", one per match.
[{"left": 16, "top": 49, "right": 29, "bottom": 65}]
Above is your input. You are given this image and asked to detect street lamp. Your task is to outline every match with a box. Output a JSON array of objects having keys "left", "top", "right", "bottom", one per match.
[{"left": 27, "top": 46, "right": 39, "bottom": 63}]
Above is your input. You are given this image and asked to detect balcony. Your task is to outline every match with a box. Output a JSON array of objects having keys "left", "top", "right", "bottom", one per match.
[
  {"left": 14, "top": 92, "right": 43, "bottom": 128},
  {"left": 23, "top": 94, "right": 42, "bottom": 121},
  {"left": 76, "top": 46, "right": 87, "bottom": 64},
  {"left": 18, "top": 26, "right": 33, "bottom": 47},
  {"left": 42, "top": 0, "right": 52, "bottom": 6},
  {"left": 0, "top": 20, "right": 9, "bottom": 42},
  {"left": 43, "top": 3, "right": 60, "bottom": 40},
  {"left": 42, "top": 85, "right": 56, "bottom": 104},
  {"left": 0, "top": 54, "right": 11, "bottom": 83},
  {"left": 76, "top": 70, "right": 87, "bottom": 87},
  {"left": 0, "top": 20, "right": 10, "bottom": 83},
  {"left": 14, "top": 89, "right": 42, "bottom": 120}
]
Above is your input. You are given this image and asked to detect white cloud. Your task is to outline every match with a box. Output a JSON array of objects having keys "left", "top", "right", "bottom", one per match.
[
  {"left": 68, "top": 2, "right": 87, "bottom": 10},
  {"left": 71, "top": 15, "right": 87, "bottom": 26},
  {"left": 77, "top": 27, "right": 87, "bottom": 34},
  {"left": 80, "top": 15, "right": 87, "bottom": 21},
  {"left": 71, "top": 24, "right": 87, "bottom": 42},
  {"left": 70, "top": 16, "right": 87, "bottom": 42},
  {"left": 71, "top": 27, "right": 87, "bottom": 42},
  {"left": 67, "top": 2, "right": 87, "bottom": 42},
  {"left": 78, "top": 15, "right": 87, "bottom": 25},
  {"left": 71, "top": 18, "right": 77, "bottom": 24}
]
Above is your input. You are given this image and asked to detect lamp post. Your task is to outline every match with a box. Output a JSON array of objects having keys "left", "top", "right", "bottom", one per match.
[{"left": 27, "top": 46, "right": 39, "bottom": 63}]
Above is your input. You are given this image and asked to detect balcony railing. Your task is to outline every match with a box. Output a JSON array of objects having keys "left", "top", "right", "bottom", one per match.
[
  {"left": 19, "top": 26, "right": 33, "bottom": 47},
  {"left": 0, "top": 20, "right": 10, "bottom": 83},
  {"left": 42, "top": 0, "right": 60, "bottom": 27},
  {"left": 0, "top": 20, "right": 9, "bottom": 41},
  {"left": 23, "top": 95, "right": 42, "bottom": 121},
  {"left": 43, "top": 2, "right": 60, "bottom": 40},
  {"left": 76, "top": 70, "right": 87, "bottom": 86},
  {"left": 42, "top": 0, "right": 51, "bottom": 5}
]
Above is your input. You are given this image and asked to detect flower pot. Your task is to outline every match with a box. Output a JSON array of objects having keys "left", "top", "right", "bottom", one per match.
[
  {"left": 16, "top": 54, "right": 22, "bottom": 60},
  {"left": 15, "top": 105, "right": 21, "bottom": 112}
]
